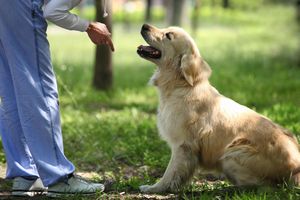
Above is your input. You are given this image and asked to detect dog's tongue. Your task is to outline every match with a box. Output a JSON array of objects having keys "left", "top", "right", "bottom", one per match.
[{"left": 137, "top": 45, "right": 161, "bottom": 59}]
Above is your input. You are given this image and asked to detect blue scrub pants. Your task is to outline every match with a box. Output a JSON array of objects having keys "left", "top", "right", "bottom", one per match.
[{"left": 0, "top": 0, "right": 75, "bottom": 186}]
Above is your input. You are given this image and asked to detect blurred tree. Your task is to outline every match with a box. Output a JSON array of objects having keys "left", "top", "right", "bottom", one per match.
[
  {"left": 165, "top": 0, "right": 186, "bottom": 26},
  {"left": 297, "top": 0, "right": 300, "bottom": 66},
  {"left": 223, "top": 0, "right": 229, "bottom": 8},
  {"left": 93, "top": 0, "right": 113, "bottom": 90},
  {"left": 191, "top": 0, "right": 201, "bottom": 34},
  {"left": 145, "top": 0, "right": 153, "bottom": 22},
  {"left": 297, "top": 0, "right": 300, "bottom": 23}
]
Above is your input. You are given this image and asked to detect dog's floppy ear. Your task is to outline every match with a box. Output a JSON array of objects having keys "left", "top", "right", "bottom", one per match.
[{"left": 180, "top": 54, "right": 211, "bottom": 86}]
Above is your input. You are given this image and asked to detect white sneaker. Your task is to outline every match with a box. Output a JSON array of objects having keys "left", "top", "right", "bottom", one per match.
[
  {"left": 12, "top": 177, "right": 47, "bottom": 197},
  {"left": 47, "top": 175, "right": 104, "bottom": 197}
]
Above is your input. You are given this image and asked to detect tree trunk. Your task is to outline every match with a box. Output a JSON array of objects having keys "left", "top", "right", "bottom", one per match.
[
  {"left": 297, "top": 0, "right": 300, "bottom": 67},
  {"left": 223, "top": 0, "right": 229, "bottom": 8},
  {"left": 145, "top": 0, "right": 153, "bottom": 22},
  {"left": 165, "top": 0, "right": 186, "bottom": 26},
  {"left": 171, "top": 0, "right": 185, "bottom": 26},
  {"left": 93, "top": 0, "right": 113, "bottom": 90},
  {"left": 191, "top": 0, "right": 201, "bottom": 34},
  {"left": 297, "top": 0, "right": 300, "bottom": 23}
]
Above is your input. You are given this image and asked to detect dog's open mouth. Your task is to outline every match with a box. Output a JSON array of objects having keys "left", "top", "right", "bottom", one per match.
[{"left": 137, "top": 45, "right": 161, "bottom": 59}]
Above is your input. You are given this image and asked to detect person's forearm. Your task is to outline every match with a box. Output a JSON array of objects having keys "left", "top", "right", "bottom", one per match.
[{"left": 43, "top": 0, "right": 89, "bottom": 32}]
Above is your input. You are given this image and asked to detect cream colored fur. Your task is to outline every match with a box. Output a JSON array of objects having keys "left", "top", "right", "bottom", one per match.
[{"left": 138, "top": 24, "right": 300, "bottom": 193}]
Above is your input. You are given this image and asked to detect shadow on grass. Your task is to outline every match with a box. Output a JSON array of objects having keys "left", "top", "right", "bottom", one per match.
[
  {"left": 82, "top": 101, "right": 157, "bottom": 115},
  {"left": 1, "top": 177, "right": 300, "bottom": 200},
  {"left": 0, "top": 178, "right": 12, "bottom": 200},
  {"left": 180, "top": 185, "right": 260, "bottom": 199}
]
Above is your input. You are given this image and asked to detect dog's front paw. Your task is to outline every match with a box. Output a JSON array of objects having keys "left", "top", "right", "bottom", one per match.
[
  {"left": 139, "top": 184, "right": 163, "bottom": 193},
  {"left": 139, "top": 185, "right": 153, "bottom": 193}
]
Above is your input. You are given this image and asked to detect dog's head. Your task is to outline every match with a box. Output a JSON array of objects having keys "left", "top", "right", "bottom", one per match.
[{"left": 137, "top": 24, "right": 211, "bottom": 86}]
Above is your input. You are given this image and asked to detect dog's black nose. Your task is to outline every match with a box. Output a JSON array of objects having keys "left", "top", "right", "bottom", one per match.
[{"left": 142, "top": 24, "right": 151, "bottom": 32}]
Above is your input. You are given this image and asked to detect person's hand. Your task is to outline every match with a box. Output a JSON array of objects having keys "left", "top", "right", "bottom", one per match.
[{"left": 86, "top": 22, "right": 115, "bottom": 51}]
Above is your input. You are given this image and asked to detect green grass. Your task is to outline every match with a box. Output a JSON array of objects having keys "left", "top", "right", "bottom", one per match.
[{"left": 1, "top": 4, "right": 300, "bottom": 199}]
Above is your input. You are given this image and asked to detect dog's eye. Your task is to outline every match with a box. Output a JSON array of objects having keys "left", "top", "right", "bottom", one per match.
[{"left": 166, "top": 32, "right": 173, "bottom": 40}]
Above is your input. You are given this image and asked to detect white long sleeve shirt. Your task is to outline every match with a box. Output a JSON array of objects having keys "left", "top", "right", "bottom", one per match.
[{"left": 43, "top": 0, "right": 89, "bottom": 32}]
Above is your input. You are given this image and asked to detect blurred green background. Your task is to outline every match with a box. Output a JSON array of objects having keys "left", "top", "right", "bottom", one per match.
[{"left": 1, "top": 0, "right": 300, "bottom": 199}]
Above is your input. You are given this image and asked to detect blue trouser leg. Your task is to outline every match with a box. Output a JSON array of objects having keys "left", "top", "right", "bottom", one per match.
[
  {"left": 0, "top": 40, "right": 39, "bottom": 180},
  {"left": 0, "top": 0, "right": 75, "bottom": 186}
]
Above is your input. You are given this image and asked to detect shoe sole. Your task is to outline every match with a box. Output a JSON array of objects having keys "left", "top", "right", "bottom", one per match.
[
  {"left": 12, "top": 190, "right": 47, "bottom": 197},
  {"left": 47, "top": 191, "right": 103, "bottom": 198},
  {"left": 47, "top": 186, "right": 104, "bottom": 197}
]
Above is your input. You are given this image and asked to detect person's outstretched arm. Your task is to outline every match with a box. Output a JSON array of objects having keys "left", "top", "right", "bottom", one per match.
[{"left": 44, "top": 0, "right": 114, "bottom": 51}]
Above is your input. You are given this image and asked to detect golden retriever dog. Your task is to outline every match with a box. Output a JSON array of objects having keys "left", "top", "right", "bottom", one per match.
[{"left": 136, "top": 24, "right": 300, "bottom": 193}]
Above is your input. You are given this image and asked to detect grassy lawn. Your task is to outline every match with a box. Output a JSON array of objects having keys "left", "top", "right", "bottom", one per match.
[{"left": 1, "top": 4, "right": 300, "bottom": 200}]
